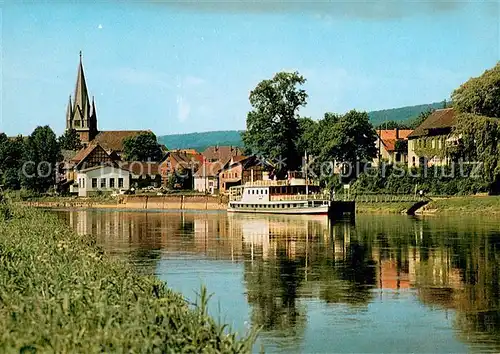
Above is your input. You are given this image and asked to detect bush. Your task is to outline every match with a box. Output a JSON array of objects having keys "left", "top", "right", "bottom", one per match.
[{"left": 0, "top": 205, "right": 257, "bottom": 352}]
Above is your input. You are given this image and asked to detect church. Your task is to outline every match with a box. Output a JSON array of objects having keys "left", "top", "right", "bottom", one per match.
[{"left": 65, "top": 52, "right": 151, "bottom": 156}]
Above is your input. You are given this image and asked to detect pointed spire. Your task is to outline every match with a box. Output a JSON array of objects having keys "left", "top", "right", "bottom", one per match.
[
  {"left": 66, "top": 95, "right": 73, "bottom": 129},
  {"left": 73, "top": 51, "right": 90, "bottom": 119}
]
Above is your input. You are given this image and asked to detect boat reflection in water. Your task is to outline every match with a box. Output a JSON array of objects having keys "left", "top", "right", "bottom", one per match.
[{"left": 56, "top": 209, "right": 500, "bottom": 353}]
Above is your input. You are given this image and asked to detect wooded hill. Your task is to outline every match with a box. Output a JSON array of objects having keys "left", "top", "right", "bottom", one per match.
[{"left": 157, "top": 101, "right": 445, "bottom": 151}]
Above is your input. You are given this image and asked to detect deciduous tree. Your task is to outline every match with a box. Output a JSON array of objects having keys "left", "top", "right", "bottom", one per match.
[
  {"left": 452, "top": 63, "right": 500, "bottom": 118},
  {"left": 242, "top": 71, "right": 307, "bottom": 174},
  {"left": 123, "top": 132, "right": 163, "bottom": 162},
  {"left": 58, "top": 128, "right": 82, "bottom": 151},
  {"left": 21, "top": 126, "right": 60, "bottom": 192}
]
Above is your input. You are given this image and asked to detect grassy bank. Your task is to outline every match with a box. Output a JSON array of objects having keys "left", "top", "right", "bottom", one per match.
[
  {"left": 355, "top": 202, "right": 416, "bottom": 214},
  {"left": 422, "top": 195, "right": 500, "bottom": 214},
  {"left": 0, "top": 204, "right": 256, "bottom": 352}
]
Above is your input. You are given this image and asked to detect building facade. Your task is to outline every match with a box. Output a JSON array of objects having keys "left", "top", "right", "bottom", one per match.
[
  {"left": 407, "top": 108, "right": 458, "bottom": 168},
  {"left": 76, "top": 165, "right": 130, "bottom": 197},
  {"left": 373, "top": 129, "right": 413, "bottom": 166}
]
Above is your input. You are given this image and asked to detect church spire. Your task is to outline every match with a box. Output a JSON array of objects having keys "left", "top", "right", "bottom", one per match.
[
  {"left": 73, "top": 51, "right": 90, "bottom": 118},
  {"left": 66, "top": 95, "right": 73, "bottom": 128}
]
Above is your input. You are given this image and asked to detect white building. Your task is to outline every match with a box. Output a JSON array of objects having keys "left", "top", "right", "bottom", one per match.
[
  {"left": 193, "top": 162, "right": 224, "bottom": 194},
  {"left": 76, "top": 165, "right": 131, "bottom": 197}
]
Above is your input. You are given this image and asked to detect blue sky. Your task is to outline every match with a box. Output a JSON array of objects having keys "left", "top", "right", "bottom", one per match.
[{"left": 1, "top": 1, "right": 499, "bottom": 136}]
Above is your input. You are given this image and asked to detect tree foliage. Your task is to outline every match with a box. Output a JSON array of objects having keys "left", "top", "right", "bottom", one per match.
[
  {"left": 453, "top": 113, "right": 500, "bottom": 193},
  {"left": 0, "top": 134, "right": 24, "bottom": 189},
  {"left": 316, "top": 110, "right": 377, "bottom": 166},
  {"left": 123, "top": 132, "right": 163, "bottom": 162},
  {"left": 242, "top": 71, "right": 307, "bottom": 174},
  {"left": 452, "top": 63, "right": 500, "bottom": 118},
  {"left": 21, "top": 126, "right": 60, "bottom": 192},
  {"left": 58, "top": 128, "right": 82, "bottom": 151}
]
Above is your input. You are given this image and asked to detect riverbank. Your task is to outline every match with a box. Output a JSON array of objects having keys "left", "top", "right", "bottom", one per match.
[
  {"left": 0, "top": 203, "right": 256, "bottom": 352},
  {"left": 16, "top": 194, "right": 229, "bottom": 210},
  {"left": 355, "top": 202, "right": 416, "bottom": 214},
  {"left": 418, "top": 195, "right": 500, "bottom": 214}
]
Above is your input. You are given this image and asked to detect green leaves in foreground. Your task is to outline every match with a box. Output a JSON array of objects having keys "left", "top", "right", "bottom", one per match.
[{"left": 0, "top": 205, "right": 257, "bottom": 353}]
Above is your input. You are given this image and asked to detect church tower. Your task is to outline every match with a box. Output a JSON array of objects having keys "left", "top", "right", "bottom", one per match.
[{"left": 66, "top": 52, "right": 98, "bottom": 145}]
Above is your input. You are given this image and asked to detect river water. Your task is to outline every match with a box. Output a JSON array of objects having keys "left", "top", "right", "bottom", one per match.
[{"left": 53, "top": 209, "right": 500, "bottom": 353}]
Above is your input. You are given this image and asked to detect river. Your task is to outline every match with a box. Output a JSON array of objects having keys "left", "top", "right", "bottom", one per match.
[{"left": 53, "top": 209, "right": 500, "bottom": 353}]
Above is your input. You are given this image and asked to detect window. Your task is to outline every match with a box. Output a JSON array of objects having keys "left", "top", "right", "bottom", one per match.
[
  {"left": 432, "top": 139, "right": 436, "bottom": 149},
  {"left": 252, "top": 190, "right": 254, "bottom": 194},
  {"left": 82, "top": 178, "right": 85, "bottom": 188},
  {"left": 118, "top": 178, "right": 124, "bottom": 188},
  {"left": 109, "top": 178, "right": 115, "bottom": 188},
  {"left": 74, "top": 120, "right": 81, "bottom": 127},
  {"left": 248, "top": 190, "right": 251, "bottom": 194},
  {"left": 438, "top": 139, "right": 443, "bottom": 149},
  {"left": 235, "top": 173, "right": 238, "bottom": 178},
  {"left": 265, "top": 189, "right": 268, "bottom": 194},
  {"left": 100, "top": 178, "right": 106, "bottom": 188},
  {"left": 92, "top": 178, "right": 97, "bottom": 188}
]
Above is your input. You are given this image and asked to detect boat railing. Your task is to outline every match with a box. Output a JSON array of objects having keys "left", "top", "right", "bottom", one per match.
[
  {"left": 270, "top": 194, "right": 329, "bottom": 201},
  {"left": 244, "top": 179, "right": 320, "bottom": 187}
]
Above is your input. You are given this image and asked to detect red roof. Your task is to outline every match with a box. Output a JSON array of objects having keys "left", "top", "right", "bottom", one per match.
[
  {"left": 193, "top": 161, "right": 225, "bottom": 177},
  {"left": 202, "top": 145, "right": 244, "bottom": 162},
  {"left": 94, "top": 130, "right": 151, "bottom": 152},
  {"left": 378, "top": 129, "right": 413, "bottom": 140}
]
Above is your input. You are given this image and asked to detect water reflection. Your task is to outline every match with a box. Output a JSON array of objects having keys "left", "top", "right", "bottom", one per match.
[{"left": 55, "top": 209, "right": 500, "bottom": 353}]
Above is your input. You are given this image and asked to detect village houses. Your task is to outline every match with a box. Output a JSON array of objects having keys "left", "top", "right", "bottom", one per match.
[
  {"left": 407, "top": 108, "right": 458, "bottom": 168},
  {"left": 373, "top": 128, "right": 413, "bottom": 166}
]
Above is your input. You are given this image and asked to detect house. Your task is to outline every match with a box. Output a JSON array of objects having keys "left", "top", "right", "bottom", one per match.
[
  {"left": 407, "top": 108, "right": 458, "bottom": 168},
  {"left": 119, "top": 161, "right": 162, "bottom": 189},
  {"left": 219, "top": 155, "right": 270, "bottom": 194},
  {"left": 373, "top": 129, "right": 413, "bottom": 165},
  {"left": 159, "top": 150, "right": 204, "bottom": 188},
  {"left": 202, "top": 146, "right": 244, "bottom": 163},
  {"left": 76, "top": 165, "right": 130, "bottom": 197},
  {"left": 193, "top": 161, "right": 225, "bottom": 194}
]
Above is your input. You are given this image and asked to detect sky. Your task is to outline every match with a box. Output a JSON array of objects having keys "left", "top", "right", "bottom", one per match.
[{"left": 1, "top": 1, "right": 499, "bottom": 137}]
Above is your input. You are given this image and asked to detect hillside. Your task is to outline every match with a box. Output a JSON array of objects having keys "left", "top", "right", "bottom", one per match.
[
  {"left": 158, "top": 101, "right": 447, "bottom": 150},
  {"left": 157, "top": 130, "right": 243, "bottom": 152},
  {"left": 368, "top": 101, "right": 446, "bottom": 127}
]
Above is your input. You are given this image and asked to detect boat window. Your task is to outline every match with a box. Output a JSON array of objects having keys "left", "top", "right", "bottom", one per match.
[
  {"left": 265, "top": 189, "right": 268, "bottom": 194},
  {"left": 251, "top": 190, "right": 254, "bottom": 194},
  {"left": 248, "top": 190, "right": 250, "bottom": 194}
]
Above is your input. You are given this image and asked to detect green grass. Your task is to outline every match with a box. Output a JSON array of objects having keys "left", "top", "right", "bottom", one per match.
[
  {"left": 0, "top": 203, "right": 257, "bottom": 352},
  {"left": 424, "top": 196, "right": 500, "bottom": 214},
  {"left": 356, "top": 202, "right": 416, "bottom": 214}
]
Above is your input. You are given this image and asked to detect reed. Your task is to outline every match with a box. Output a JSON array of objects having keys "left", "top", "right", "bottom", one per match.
[{"left": 0, "top": 203, "right": 257, "bottom": 352}]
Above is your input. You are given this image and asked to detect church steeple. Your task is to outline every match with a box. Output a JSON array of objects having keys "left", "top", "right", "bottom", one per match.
[{"left": 66, "top": 52, "right": 98, "bottom": 145}]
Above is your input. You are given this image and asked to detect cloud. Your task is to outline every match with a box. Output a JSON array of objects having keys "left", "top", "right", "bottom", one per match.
[
  {"left": 176, "top": 95, "right": 191, "bottom": 122},
  {"left": 150, "top": 0, "right": 467, "bottom": 20}
]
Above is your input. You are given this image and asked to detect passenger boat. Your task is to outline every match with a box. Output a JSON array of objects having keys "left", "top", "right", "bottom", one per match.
[{"left": 227, "top": 176, "right": 331, "bottom": 215}]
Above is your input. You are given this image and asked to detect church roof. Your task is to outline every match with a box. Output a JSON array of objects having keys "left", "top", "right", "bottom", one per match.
[
  {"left": 202, "top": 145, "right": 244, "bottom": 162},
  {"left": 93, "top": 130, "right": 151, "bottom": 152}
]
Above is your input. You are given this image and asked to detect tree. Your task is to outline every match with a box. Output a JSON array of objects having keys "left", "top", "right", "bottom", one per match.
[
  {"left": 21, "top": 126, "right": 60, "bottom": 192},
  {"left": 452, "top": 63, "right": 500, "bottom": 118},
  {"left": 453, "top": 113, "right": 500, "bottom": 194},
  {"left": 296, "top": 117, "right": 319, "bottom": 157},
  {"left": 123, "top": 132, "right": 163, "bottom": 162},
  {"left": 58, "top": 128, "right": 82, "bottom": 151},
  {"left": 318, "top": 110, "right": 377, "bottom": 167},
  {"left": 242, "top": 71, "right": 307, "bottom": 175},
  {"left": 0, "top": 133, "right": 25, "bottom": 190},
  {"left": 374, "top": 120, "right": 411, "bottom": 130}
]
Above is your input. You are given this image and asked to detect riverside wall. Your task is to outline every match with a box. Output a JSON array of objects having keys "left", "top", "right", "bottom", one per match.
[{"left": 22, "top": 194, "right": 229, "bottom": 210}]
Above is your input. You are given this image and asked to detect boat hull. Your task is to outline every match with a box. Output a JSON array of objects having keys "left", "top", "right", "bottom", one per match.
[{"left": 227, "top": 205, "right": 329, "bottom": 215}]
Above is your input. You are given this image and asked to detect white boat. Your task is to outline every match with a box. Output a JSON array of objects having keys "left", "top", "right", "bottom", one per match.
[{"left": 227, "top": 177, "right": 331, "bottom": 215}]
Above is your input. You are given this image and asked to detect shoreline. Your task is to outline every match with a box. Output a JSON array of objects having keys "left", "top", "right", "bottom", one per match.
[
  {"left": 0, "top": 204, "right": 257, "bottom": 352},
  {"left": 15, "top": 195, "right": 500, "bottom": 215}
]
